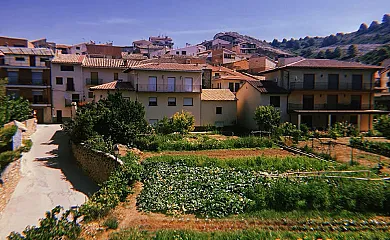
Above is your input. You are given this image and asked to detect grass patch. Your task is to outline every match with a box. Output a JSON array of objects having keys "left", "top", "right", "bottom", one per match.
[
  {"left": 109, "top": 228, "right": 390, "bottom": 240},
  {"left": 135, "top": 134, "right": 274, "bottom": 151},
  {"left": 103, "top": 217, "right": 119, "bottom": 230}
]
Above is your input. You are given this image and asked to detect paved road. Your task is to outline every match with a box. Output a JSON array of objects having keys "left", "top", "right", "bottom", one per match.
[{"left": 0, "top": 124, "right": 98, "bottom": 238}]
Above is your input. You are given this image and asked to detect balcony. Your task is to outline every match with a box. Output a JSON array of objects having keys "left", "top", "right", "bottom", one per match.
[
  {"left": 6, "top": 80, "right": 50, "bottom": 88},
  {"left": 289, "top": 82, "right": 372, "bottom": 91},
  {"left": 289, "top": 103, "right": 371, "bottom": 111},
  {"left": 86, "top": 78, "right": 103, "bottom": 86},
  {"left": 136, "top": 84, "right": 201, "bottom": 93},
  {"left": 26, "top": 97, "right": 50, "bottom": 107}
]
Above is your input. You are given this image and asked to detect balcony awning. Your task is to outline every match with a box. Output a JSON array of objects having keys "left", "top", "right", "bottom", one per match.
[{"left": 292, "top": 109, "right": 390, "bottom": 114}]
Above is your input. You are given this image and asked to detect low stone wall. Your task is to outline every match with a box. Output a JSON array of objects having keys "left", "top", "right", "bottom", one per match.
[{"left": 71, "top": 143, "right": 123, "bottom": 184}]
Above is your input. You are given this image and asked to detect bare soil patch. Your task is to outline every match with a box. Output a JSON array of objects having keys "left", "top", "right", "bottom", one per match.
[
  {"left": 298, "top": 138, "right": 390, "bottom": 174},
  {"left": 0, "top": 159, "right": 21, "bottom": 214},
  {"left": 141, "top": 148, "right": 293, "bottom": 161}
]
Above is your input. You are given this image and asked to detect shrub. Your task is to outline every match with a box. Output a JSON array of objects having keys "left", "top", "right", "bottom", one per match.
[
  {"left": 84, "top": 135, "right": 114, "bottom": 154},
  {"left": 80, "top": 153, "right": 141, "bottom": 221},
  {"left": 8, "top": 206, "right": 81, "bottom": 240},
  {"left": 19, "top": 139, "right": 32, "bottom": 152},
  {"left": 278, "top": 122, "right": 302, "bottom": 143},
  {"left": 63, "top": 92, "right": 147, "bottom": 145},
  {"left": 0, "top": 150, "right": 19, "bottom": 170},
  {"left": 171, "top": 110, "right": 195, "bottom": 134},
  {"left": 374, "top": 115, "right": 390, "bottom": 138},
  {"left": 103, "top": 217, "right": 119, "bottom": 229},
  {"left": 350, "top": 137, "right": 390, "bottom": 158},
  {"left": 253, "top": 106, "right": 280, "bottom": 133},
  {"left": 0, "top": 96, "right": 32, "bottom": 126},
  {"left": 0, "top": 125, "right": 17, "bottom": 150}
]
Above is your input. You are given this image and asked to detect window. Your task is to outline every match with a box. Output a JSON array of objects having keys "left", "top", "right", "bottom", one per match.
[
  {"left": 303, "top": 95, "right": 314, "bottom": 110},
  {"left": 328, "top": 74, "right": 339, "bottom": 90},
  {"left": 149, "top": 119, "right": 158, "bottom": 125},
  {"left": 114, "top": 73, "right": 119, "bottom": 80},
  {"left": 56, "top": 77, "right": 63, "bottom": 85},
  {"left": 66, "top": 78, "right": 75, "bottom": 91},
  {"left": 270, "top": 96, "right": 280, "bottom": 107},
  {"left": 229, "top": 82, "right": 234, "bottom": 92},
  {"left": 72, "top": 94, "right": 80, "bottom": 103},
  {"left": 351, "top": 95, "right": 361, "bottom": 109},
  {"left": 176, "top": 51, "right": 179, "bottom": 55},
  {"left": 350, "top": 115, "right": 358, "bottom": 125},
  {"left": 7, "top": 71, "right": 18, "bottom": 84},
  {"left": 303, "top": 74, "right": 315, "bottom": 89},
  {"left": 88, "top": 92, "right": 94, "bottom": 98},
  {"left": 148, "top": 76, "right": 157, "bottom": 91},
  {"left": 167, "top": 77, "right": 175, "bottom": 92},
  {"left": 15, "top": 57, "right": 25, "bottom": 61},
  {"left": 32, "top": 72, "right": 43, "bottom": 85},
  {"left": 182, "top": 51, "right": 187, "bottom": 55},
  {"left": 76, "top": 46, "right": 80, "bottom": 50},
  {"left": 40, "top": 57, "right": 49, "bottom": 62},
  {"left": 234, "top": 83, "right": 240, "bottom": 92},
  {"left": 7, "top": 89, "right": 19, "bottom": 98},
  {"left": 149, "top": 97, "right": 157, "bottom": 106},
  {"left": 168, "top": 97, "right": 176, "bottom": 106},
  {"left": 184, "top": 77, "right": 193, "bottom": 92},
  {"left": 216, "top": 107, "right": 222, "bottom": 114},
  {"left": 32, "top": 90, "right": 44, "bottom": 104},
  {"left": 183, "top": 97, "right": 193, "bottom": 106},
  {"left": 60, "top": 65, "right": 74, "bottom": 71},
  {"left": 215, "top": 73, "right": 220, "bottom": 77},
  {"left": 352, "top": 74, "right": 363, "bottom": 90}
]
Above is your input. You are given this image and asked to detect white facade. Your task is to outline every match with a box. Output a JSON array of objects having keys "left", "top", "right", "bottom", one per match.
[{"left": 168, "top": 45, "right": 206, "bottom": 56}]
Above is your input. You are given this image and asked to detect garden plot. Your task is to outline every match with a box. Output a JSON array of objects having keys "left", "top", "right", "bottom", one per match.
[{"left": 297, "top": 138, "right": 390, "bottom": 173}]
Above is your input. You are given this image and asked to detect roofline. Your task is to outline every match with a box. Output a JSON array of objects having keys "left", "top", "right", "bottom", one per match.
[
  {"left": 124, "top": 67, "right": 202, "bottom": 73},
  {"left": 241, "top": 81, "right": 290, "bottom": 95},
  {"left": 258, "top": 65, "right": 384, "bottom": 75}
]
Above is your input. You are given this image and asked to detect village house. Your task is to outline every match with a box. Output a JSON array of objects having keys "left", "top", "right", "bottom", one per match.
[
  {"left": 167, "top": 44, "right": 206, "bottom": 57},
  {"left": 90, "top": 63, "right": 237, "bottom": 127},
  {"left": 374, "top": 59, "right": 390, "bottom": 110},
  {"left": 258, "top": 58, "right": 387, "bottom": 131},
  {"left": 0, "top": 36, "right": 29, "bottom": 48},
  {"left": 0, "top": 46, "right": 54, "bottom": 123},
  {"left": 50, "top": 54, "right": 140, "bottom": 122}
]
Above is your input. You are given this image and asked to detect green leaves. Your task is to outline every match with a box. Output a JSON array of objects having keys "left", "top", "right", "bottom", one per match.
[
  {"left": 0, "top": 96, "right": 32, "bottom": 126},
  {"left": 253, "top": 106, "right": 281, "bottom": 133},
  {"left": 374, "top": 115, "right": 390, "bottom": 138}
]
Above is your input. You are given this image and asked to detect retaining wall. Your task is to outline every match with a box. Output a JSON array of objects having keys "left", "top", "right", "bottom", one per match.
[{"left": 71, "top": 143, "right": 122, "bottom": 184}]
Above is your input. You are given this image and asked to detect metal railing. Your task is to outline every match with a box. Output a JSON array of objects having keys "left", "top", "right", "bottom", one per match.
[
  {"left": 86, "top": 78, "right": 103, "bottom": 85},
  {"left": 26, "top": 97, "right": 50, "bottom": 104},
  {"left": 289, "top": 82, "right": 372, "bottom": 91},
  {"left": 7, "top": 80, "right": 49, "bottom": 86},
  {"left": 288, "top": 103, "right": 371, "bottom": 111},
  {"left": 136, "top": 84, "right": 201, "bottom": 92},
  {"left": 66, "top": 84, "right": 75, "bottom": 91}
]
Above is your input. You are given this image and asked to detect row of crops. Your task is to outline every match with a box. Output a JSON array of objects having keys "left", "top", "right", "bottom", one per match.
[{"left": 137, "top": 155, "right": 390, "bottom": 218}]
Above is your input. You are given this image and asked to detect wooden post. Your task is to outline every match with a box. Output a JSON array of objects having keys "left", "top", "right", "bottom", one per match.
[
  {"left": 298, "top": 114, "right": 301, "bottom": 130},
  {"left": 350, "top": 145, "right": 354, "bottom": 165}
]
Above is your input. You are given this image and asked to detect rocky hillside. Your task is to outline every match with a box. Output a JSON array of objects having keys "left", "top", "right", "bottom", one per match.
[{"left": 269, "top": 14, "right": 390, "bottom": 64}]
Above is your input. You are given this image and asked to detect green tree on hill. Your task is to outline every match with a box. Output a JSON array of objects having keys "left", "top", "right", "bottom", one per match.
[
  {"left": 325, "top": 49, "right": 333, "bottom": 59},
  {"left": 317, "top": 50, "right": 325, "bottom": 59},
  {"left": 347, "top": 45, "right": 359, "bottom": 58},
  {"left": 333, "top": 47, "right": 343, "bottom": 59}
]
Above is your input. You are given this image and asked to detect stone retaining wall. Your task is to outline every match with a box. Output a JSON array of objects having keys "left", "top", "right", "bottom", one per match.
[{"left": 71, "top": 143, "right": 123, "bottom": 184}]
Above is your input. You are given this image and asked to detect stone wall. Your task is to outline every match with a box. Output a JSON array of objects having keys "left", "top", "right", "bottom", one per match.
[{"left": 71, "top": 143, "right": 123, "bottom": 184}]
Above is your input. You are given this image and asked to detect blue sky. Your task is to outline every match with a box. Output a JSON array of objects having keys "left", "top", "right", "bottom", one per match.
[{"left": 0, "top": 0, "right": 388, "bottom": 48}]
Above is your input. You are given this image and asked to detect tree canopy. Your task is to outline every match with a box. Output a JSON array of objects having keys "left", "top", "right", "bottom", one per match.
[{"left": 253, "top": 106, "right": 281, "bottom": 133}]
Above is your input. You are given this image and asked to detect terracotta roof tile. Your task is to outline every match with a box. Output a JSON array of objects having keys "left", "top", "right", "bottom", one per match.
[
  {"left": 52, "top": 54, "right": 85, "bottom": 64},
  {"left": 246, "top": 80, "right": 289, "bottom": 94},
  {"left": 89, "top": 81, "right": 135, "bottom": 90},
  {"left": 287, "top": 59, "right": 382, "bottom": 69},
  {"left": 201, "top": 89, "right": 236, "bottom": 101},
  {"left": 126, "top": 63, "right": 202, "bottom": 72},
  {"left": 82, "top": 58, "right": 141, "bottom": 69}
]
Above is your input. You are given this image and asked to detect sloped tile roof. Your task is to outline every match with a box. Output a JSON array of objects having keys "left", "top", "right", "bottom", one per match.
[
  {"left": 246, "top": 80, "right": 289, "bottom": 94},
  {"left": 125, "top": 63, "right": 202, "bottom": 72},
  {"left": 82, "top": 58, "right": 141, "bottom": 69},
  {"left": 52, "top": 54, "right": 85, "bottom": 64},
  {"left": 89, "top": 81, "right": 135, "bottom": 90},
  {"left": 201, "top": 89, "right": 236, "bottom": 101},
  {"left": 0, "top": 46, "right": 54, "bottom": 56},
  {"left": 288, "top": 59, "right": 382, "bottom": 69}
]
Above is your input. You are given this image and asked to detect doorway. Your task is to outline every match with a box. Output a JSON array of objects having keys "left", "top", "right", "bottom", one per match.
[
  {"left": 56, "top": 110, "right": 62, "bottom": 123},
  {"left": 35, "top": 109, "right": 44, "bottom": 123},
  {"left": 29, "top": 56, "right": 36, "bottom": 67}
]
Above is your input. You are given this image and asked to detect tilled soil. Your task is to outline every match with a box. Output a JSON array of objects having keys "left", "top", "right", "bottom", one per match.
[{"left": 141, "top": 148, "right": 293, "bottom": 160}]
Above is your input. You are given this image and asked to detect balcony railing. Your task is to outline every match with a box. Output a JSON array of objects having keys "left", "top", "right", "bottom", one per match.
[
  {"left": 26, "top": 98, "right": 50, "bottom": 105},
  {"left": 289, "top": 103, "right": 371, "bottom": 111},
  {"left": 289, "top": 82, "right": 372, "bottom": 91},
  {"left": 86, "top": 78, "right": 103, "bottom": 86},
  {"left": 136, "top": 84, "right": 201, "bottom": 93},
  {"left": 7, "top": 80, "right": 49, "bottom": 86}
]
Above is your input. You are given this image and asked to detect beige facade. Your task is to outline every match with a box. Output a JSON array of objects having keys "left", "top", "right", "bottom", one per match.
[
  {"left": 236, "top": 82, "right": 288, "bottom": 130},
  {"left": 259, "top": 59, "right": 384, "bottom": 131},
  {"left": 201, "top": 100, "right": 237, "bottom": 127}
]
